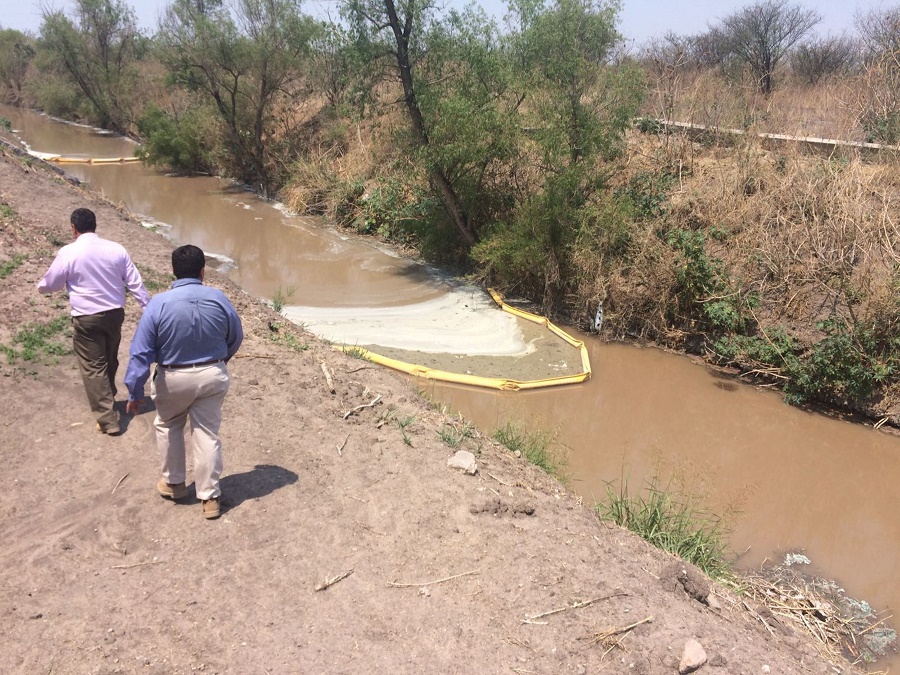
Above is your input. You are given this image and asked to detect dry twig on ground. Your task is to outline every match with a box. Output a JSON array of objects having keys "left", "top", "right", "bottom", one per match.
[
  {"left": 387, "top": 570, "right": 479, "bottom": 588},
  {"left": 343, "top": 395, "right": 382, "bottom": 420},
  {"left": 320, "top": 362, "right": 335, "bottom": 393},
  {"left": 315, "top": 569, "right": 354, "bottom": 592},
  {"left": 522, "top": 592, "right": 629, "bottom": 624}
]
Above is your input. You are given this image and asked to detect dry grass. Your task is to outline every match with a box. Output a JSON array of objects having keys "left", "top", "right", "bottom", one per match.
[
  {"left": 588, "top": 125, "right": 900, "bottom": 350},
  {"left": 641, "top": 65, "right": 870, "bottom": 142}
]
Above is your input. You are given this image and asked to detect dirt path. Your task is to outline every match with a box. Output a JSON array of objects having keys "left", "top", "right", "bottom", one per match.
[{"left": 0, "top": 149, "right": 846, "bottom": 674}]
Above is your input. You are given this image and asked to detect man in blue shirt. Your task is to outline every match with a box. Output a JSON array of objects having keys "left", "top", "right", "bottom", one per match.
[{"left": 125, "top": 245, "right": 243, "bottom": 520}]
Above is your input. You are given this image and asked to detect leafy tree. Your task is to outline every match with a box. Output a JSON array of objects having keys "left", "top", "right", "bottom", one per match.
[
  {"left": 511, "top": 0, "right": 634, "bottom": 170},
  {"left": 717, "top": 0, "right": 820, "bottom": 95},
  {"left": 309, "top": 22, "right": 354, "bottom": 109},
  {"left": 157, "top": 0, "right": 319, "bottom": 195},
  {"left": 0, "top": 29, "right": 36, "bottom": 104},
  {"left": 472, "top": 0, "right": 642, "bottom": 310},
  {"left": 344, "top": 0, "right": 492, "bottom": 246},
  {"left": 39, "top": 0, "right": 143, "bottom": 132}
]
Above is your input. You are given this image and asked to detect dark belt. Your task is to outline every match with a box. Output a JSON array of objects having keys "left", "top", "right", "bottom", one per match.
[{"left": 159, "top": 359, "right": 224, "bottom": 369}]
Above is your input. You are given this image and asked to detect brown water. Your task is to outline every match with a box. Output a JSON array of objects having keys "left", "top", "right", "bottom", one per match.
[
  {"left": 424, "top": 342, "right": 900, "bottom": 607},
  {"left": 6, "top": 106, "right": 899, "bottom": 660}
]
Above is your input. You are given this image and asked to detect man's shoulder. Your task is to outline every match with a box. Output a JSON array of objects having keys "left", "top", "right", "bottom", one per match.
[{"left": 96, "top": 236, "right": 130, "bottom": 255}]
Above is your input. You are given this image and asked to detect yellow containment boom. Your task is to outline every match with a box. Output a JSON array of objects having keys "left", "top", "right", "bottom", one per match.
[
  {"left": 48, "top": 156, "right": 141, "bottom": 164},
  {"left": 335, "top": 288, "right": 591, "bottom": 391}
]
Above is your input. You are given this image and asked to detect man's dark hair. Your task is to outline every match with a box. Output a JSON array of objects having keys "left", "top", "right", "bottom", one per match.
[
  {"left": 70, "top": 208, "right": 97, "bottom": 233},
  {"left": 172, "top": 245, "right": 206, "bottom": 280}
]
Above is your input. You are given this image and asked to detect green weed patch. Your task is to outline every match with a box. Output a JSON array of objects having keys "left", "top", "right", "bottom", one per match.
[
  {"left": 1, "top": 315, "right": 71, "bottom": 364},
  {"left": 0, "top": 254, "right": 27, "bottom": 279},
  {"left": 493, "top": 422, "right": 565, "bottom": 481}
]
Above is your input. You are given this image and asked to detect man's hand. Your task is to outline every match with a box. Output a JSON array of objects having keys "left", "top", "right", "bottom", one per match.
[{"left": 126, "top": 399, "right": 144, "bottom": 415}]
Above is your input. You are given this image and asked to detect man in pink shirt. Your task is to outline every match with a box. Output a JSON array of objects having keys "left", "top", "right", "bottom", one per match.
[{"left": 38, "top": 208, "right": 150, "bottom": 435}]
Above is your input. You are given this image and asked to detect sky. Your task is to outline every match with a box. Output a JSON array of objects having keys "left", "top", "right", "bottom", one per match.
[{"left": 1, "top": 0, "right": 887, "bottom": 44}]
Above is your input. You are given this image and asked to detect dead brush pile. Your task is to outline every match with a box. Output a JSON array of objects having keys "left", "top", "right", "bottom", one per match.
[{"left": 740, "top": 556, "right": 896, "bottom": 668}]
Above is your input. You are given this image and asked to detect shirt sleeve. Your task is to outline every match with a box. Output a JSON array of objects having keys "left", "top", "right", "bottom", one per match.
[
  {"left": 123, "top": 254, "right": 151, "bottom": 309},
  {"left": 36, "top": 251, "right": 69, "bottom": 294},
  {"left": 124, "top": 303, "right": 159, "bottom": 400},
  {"left": 225, "top": 300, "right": 244, "bottom": 362}
]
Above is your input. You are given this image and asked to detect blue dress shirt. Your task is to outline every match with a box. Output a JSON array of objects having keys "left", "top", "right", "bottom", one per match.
[{"left": 125, "top": 278, "right": 243, "bottom": 400}]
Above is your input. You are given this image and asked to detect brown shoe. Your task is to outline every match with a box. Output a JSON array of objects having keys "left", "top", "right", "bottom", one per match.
[
  {"left": 96, "top": 422, "right": 122, "bottom": 436},
  {"left": 202, "top": 498, "right": 220, "bottom": 520},
  {"left": 157, "top": 478, "right": 189, "bottom": 500}
]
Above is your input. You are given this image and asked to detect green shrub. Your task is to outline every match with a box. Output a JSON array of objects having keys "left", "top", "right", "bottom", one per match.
[
  {"left": 634, "top": 117, "right": 663, "bottom": 134},
  {"left": 714, "top": 325, "right": 797, "bottom": 365},
  {"left": 29, "top": 72, "right": 82, "bottom": 121},
  {"left": 356, "top": 179, "right": 428, "bottom": 245},
  {"left": 135, "top": 104, "right": 213, "bottom": 173},
  {"left": 616, "top": 171, "right": 673, "bottom": 221},
  {"left": 783, "top": 318, "right": 898, "bottom": 405},
  {"left": 0, "top": 116, "right": 11, "bottom": 132},
  {"left": 596, "top": 472, "right": 734, "bottom": 580},
  {"left": 665, "top": 228, "right": 751, "bottom": 334},
  {"left": 862, "top": 113, "right": 900, "bottom": 144}
]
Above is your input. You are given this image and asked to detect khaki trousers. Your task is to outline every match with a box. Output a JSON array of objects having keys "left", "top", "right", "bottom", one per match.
[
  {"left": 150, "top": 362, "right": 230, "bottom": 500},
  {"left": 71, "top": 308, "right": 124, "bottom": 432}
]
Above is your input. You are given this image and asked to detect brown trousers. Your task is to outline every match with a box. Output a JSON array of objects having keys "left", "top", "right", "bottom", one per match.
[{"left": 71, "top": 307, "right": 124, "bottom": 432}]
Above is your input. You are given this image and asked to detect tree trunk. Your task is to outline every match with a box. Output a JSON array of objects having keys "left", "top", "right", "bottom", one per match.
[{"left": 382, "top": 0, "right": 477, "bottom": 247}]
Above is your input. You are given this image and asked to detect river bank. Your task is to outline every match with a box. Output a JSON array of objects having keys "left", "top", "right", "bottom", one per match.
[{"left": 0, "top": 124, "right": 863, "bottom": 672}]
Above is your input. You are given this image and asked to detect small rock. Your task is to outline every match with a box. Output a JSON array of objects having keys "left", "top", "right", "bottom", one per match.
[
  {"left": 762, "top": 666, "right": 771, "bottom": 674},
  {"left": 706, "top": 594, "right": 721, "bottom": 611},
  {"left": 447, "top": 450, "right": 477, "bottom": 475},
  {"left": 514, "top": 450, "right": 522, "bottom": 458},
  {"left": 679, "top": 639, "right": 707, "bottom": 674}
]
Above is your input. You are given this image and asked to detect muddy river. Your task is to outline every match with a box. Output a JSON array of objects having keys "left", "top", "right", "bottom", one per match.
[{"left": 4, "top": 106, "right": 898, "bottom": 661}]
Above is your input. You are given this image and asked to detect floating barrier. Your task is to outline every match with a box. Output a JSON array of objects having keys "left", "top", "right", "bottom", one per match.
[
  {"left": 48, "top": 156, "right": 141, "bottom": 164},
  {"left": 335, "top": 289, "right": 591, "bottom": 391}
]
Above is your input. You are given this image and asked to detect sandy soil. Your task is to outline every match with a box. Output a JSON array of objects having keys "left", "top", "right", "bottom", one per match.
[{"left": 0, "top": 148, "right": 852, "bottom": 674}]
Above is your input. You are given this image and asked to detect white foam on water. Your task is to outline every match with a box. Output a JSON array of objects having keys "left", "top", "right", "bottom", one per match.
[
  {"left": 272, "top": 202, "right": 299, "bottom": 217},
  {"left": 282, "top": 287, "right": 534, "bottom": 356},
  {"left": 28, "top": 150, "right": 60, "bottom": 160},
  {"left": 205, "top": 252, "right": 238, "bottom": 272}
]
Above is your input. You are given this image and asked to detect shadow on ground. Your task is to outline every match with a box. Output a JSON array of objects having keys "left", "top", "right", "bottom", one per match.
[{"left": 219, "top": 464, "right": 299, "bottom": 512}]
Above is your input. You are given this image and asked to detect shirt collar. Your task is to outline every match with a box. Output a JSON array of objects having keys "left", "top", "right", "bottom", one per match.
[{"left": 172, "top": 278, "right": 203, "bottom": 289}]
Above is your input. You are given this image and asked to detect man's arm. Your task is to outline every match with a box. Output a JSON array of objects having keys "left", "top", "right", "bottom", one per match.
[
  {"left": 123, "top": 254, "right": 151, "bottom": 309},
  {"left": 225, "top": 300, "right": 244, "bottom": 362},
  {"left": 124, "top": 303, "right": 159, "bottom": 407},
  {"left": 36, "top": 251, "right": 69, "bottom": 295}
]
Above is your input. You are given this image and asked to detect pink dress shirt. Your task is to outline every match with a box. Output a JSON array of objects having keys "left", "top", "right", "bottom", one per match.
[{"left": 37, "top": 232, "right": 150, "bottom": 315}]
